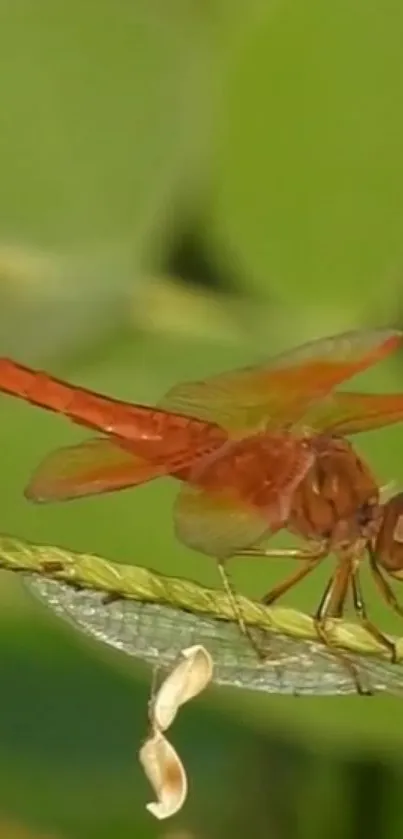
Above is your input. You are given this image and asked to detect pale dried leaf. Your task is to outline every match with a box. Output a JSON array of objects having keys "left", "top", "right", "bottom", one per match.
[
  {"left": 139, "top": 731, "right": 187, "bottom": 820},
  {"left": 152, "top": 645, "right": 214, "bottom": 732}
]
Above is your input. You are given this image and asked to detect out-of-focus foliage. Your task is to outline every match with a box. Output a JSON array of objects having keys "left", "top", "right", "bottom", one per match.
[
  {"left": 208, "top": 1, "right": 403, "bottom": 328},
  {"left": 0, "top": 818, "right": 63, "bottom": 839},
  {"left": 0, "top": 0, "right": 240, "bottom": 360}
]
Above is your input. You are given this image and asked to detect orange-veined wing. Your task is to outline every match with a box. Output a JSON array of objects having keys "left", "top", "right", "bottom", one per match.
[
  {"left": 301, "top": 392, "right": 403, "bottom": 437},
  {"left": 25, "top": 438, "right": 175, "bottom": 502},
  {"left": 15, "top": 329, "right": 403, "bottom": 506},
  {"left": 173, "top": 434, "right": 314, "bottom": 559},
  {"left": 159, "top": 329, "right": 402, "bottom": 436},
  {"left": 25, "top": 435, "right": 223, "bottom": 503}
]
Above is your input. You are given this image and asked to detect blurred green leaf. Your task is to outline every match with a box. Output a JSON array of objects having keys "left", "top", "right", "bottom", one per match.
[
  {"left": 207, "top": 0, "right": 403, "bottom": 322},
  {"left": 0, "top": 1, "right": 206, "bottom": 245}
]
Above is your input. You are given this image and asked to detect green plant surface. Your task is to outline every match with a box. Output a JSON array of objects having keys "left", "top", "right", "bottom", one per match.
[
  {"left": 207, "top": 0, "right": 403, "bottom": 324},
  {"left": 4, "top": 532, "right": 403, "bottom": 698}
]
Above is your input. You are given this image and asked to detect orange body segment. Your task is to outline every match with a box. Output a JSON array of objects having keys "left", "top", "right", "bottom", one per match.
[
  {"left": 0, "top": 327, "right": 402, "bottom": 562},
  {"left": 2, "top": 329, "right": 403, "bottom": 691}
]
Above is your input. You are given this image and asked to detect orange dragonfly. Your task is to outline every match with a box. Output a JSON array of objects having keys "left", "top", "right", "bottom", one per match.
[{"left": 2, "top": 328, "right": 403, "bottom": 692}]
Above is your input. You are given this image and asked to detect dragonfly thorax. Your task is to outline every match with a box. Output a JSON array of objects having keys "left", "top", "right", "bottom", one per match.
[{"left": 287, "top": 435, "right": 381, "bottom": 550}]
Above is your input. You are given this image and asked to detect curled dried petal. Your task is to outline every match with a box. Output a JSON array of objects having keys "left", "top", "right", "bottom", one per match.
[
  {"left": 152, "top": 645, "right": 214, "bottom": 732},
  {"left": 139, "top": 731, "right": 187, "bottom": 820}
]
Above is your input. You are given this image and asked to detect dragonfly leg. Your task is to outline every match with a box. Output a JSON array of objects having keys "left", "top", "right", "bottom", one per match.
[
  {"left": 216, "top": 562, "right": 268, "bottom": 662},
  {"left": 368, "top": 549, "right": 403, "bottom": 620},
  {"left": 239, "top": 543, "right": 327, "bottom": 560},
  {"left": 262, "top": 554, "right": 326, "bottom": 606},
  {"left": 314, "top": 562, "right": 372, "bottom": 696},
  {"left": 234, "top": 542, "right": 328, "bottom": 606},
  {"left": 350, "top": 570, "right": 397, "bottom": 662},
  {"left": 222, "top": 544, "right": 327, "bottom": 662}
]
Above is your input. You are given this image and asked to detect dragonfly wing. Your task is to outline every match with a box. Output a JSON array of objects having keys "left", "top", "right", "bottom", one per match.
[
  {"left": 173, "top": 436, "right": 314, "bottom": 559},
  {"left": 174, "top": 485, "right": 272, "bottom": 560},
  {"left": 303, "top": 392, "right": 403, "bottom": 437},
  {"left": 26, "top": 437, "right": 174, "bottom": 503},
  {"left": 160, "top": 329, "right": 402, "bottom": 435}
]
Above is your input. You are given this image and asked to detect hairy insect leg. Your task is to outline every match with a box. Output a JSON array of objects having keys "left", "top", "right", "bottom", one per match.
[
  {"left": 368, "top": 549, "right": 403, "bottom": 620},
  {"left": 217, "top": 547, "right": 326, "bottom": 663},
  {"left": 235, "top": 543, "right": 327, "bottom": 606},
  {"left": 350, "top": 571, "right": 397, "bottom": 662},
  {"left": 220, "top": 543, "right": 327, "bottom": 663},
  {"left": 239, "top": 544, "right": 327, "bottom": 560},
  {"left": 262, "top": 554, "right": 326, "bottom": 606},
  {"left": 314, "top": 562, "right": 372, "bottom": 696},
  {"left": 216, "top": 561, "right": 268, "bottom": 662}
]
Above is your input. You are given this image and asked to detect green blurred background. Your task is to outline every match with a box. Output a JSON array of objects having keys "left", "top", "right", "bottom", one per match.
[{"left": 1, "top": 1, "right": 403, "bottom": 836}]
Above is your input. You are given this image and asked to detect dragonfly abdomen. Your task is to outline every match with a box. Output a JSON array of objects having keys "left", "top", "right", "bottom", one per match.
[{"left": 0, "top": 359, "right": 226, "bottom": 448}]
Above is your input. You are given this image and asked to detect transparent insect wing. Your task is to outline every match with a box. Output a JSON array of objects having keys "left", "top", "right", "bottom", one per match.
[{"left": 160, "top": 329, "right": 402, "bottom": 436}]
